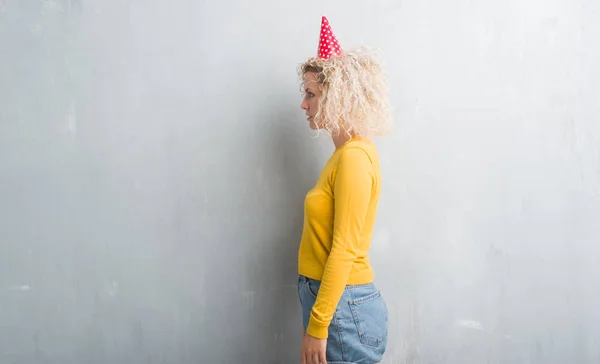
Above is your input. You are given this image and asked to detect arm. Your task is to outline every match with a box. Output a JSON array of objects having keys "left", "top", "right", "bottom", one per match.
[{"left": 306, "top": 147, "right": 374, "bottom": 339}]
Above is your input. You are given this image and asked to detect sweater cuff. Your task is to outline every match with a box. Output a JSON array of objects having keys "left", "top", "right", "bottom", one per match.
[{"left": 306, "top": 312, "right": 329, "bottom": 339}]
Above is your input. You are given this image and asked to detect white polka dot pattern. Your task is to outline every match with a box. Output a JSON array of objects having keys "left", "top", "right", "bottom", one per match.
[{"left": 318, "top": 15, "right": 342, "bottom": 59}]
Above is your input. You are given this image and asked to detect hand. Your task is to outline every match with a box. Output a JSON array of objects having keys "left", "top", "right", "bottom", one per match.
[{"left": 300, "top": 331, "right": 327, "bottom": 364}]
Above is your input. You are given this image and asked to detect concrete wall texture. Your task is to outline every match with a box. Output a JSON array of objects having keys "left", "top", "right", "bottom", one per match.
[{"left": 1, "top": 0, "right": 600, "bottom": 363}]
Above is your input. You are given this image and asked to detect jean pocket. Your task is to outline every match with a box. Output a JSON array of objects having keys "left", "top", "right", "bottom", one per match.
[
  {"left": 306, "top": 279, "right": 319, "bottom": 299},
  {"left": 297, "top": 277, "right": 303, "bottom": 304},
  {"left": 348, "top": 291, "right": 388, "bottom": 347}
]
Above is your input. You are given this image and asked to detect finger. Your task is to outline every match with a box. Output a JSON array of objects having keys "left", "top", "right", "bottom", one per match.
[
  {"left": 306, "top": 352, "right": 313, "bottom": 364},
  {"left": 318, "top": 349, "right": 327, "bottom": 364},
  {"left": 312, "top": 352, "right": 320, "bottom": 364}
]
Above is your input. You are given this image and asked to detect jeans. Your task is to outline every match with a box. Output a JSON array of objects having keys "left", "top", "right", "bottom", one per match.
[{"left": 297, "top": 275, "right": 388, "bottom": 364}]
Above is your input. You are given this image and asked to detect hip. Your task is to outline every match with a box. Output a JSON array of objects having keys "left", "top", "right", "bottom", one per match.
[{"left": 297, "top": 275, "right": 388, "bottom": 363}]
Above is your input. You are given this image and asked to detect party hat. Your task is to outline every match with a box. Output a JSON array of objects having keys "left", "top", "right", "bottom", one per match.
[{"left": 317, "top": 16, "right": 343, "bottom": 59}]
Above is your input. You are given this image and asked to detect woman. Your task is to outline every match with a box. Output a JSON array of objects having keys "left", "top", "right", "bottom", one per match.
[{"left": 297, "top": 16, "right": 392, "bottom": 364}]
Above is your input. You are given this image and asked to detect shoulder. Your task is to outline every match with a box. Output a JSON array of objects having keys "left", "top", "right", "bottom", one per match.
[
  {"left": 337, "top": 140, "right": 379, "bottom": 165},
  {"left": 334, "top": 143, "right": 379, "bottom": 180},
  {"left": 332, "top": 142, "right": 379, "bottom": 189}
]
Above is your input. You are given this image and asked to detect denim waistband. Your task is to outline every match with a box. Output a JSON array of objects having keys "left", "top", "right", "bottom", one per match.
[{"left": 298, "top": 274, "right": 375, "bottom": 290}]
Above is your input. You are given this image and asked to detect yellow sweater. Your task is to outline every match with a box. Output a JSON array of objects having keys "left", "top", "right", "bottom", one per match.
[{"left": 298, "top": 136, "right": 381, "bottom": 339}]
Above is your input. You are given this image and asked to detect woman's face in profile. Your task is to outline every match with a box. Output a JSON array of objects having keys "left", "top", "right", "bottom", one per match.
[{"left": 301, "top": 72, "right": 322, "bottom": 130}]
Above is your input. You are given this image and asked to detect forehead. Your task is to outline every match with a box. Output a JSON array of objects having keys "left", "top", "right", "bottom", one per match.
[{"left": 303, "top": 72, "right": 318, "bottom": 89}]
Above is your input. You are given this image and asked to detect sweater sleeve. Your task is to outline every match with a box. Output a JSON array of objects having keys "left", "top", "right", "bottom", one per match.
[{"left": 306, "top": 147, "right": 374, "bottom": 339}]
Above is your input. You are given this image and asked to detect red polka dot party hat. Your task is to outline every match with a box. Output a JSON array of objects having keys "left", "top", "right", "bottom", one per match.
[{"left": 317, "top": 16, "right": 343, "bottom": 59}]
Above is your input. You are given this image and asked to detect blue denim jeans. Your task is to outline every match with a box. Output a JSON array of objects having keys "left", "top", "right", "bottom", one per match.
[{"left": 297, "top": 275, "right": 388, "bottom": 364}]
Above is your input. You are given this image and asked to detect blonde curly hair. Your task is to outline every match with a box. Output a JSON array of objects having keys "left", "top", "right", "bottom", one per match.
[{"left": 299, "top": 46, "right": 392, "bottom": 138}]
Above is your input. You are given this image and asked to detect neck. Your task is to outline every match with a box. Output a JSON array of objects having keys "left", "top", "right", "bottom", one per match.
[{"left": 332, "top": 133, "right": 353, "bottom": 149}]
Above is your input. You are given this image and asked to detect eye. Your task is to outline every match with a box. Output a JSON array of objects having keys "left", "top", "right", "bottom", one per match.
[{"left": 307, "top": 92, "right": 315, "bottom": 98}]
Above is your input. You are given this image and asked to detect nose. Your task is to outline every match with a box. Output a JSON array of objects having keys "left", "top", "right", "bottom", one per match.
[{"left": 301, "top": 98, "right": 308, "bottom": 111}]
